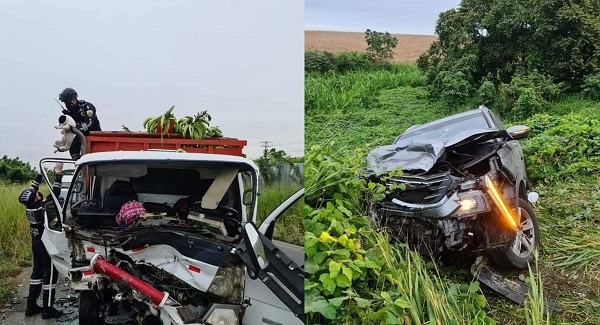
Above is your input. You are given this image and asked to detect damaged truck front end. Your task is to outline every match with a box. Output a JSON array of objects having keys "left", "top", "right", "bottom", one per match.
[
  {"left": 366, "top": 107, "right": 539, "bottom": 270},
  {"left": 39, "top": 151, "right": 304, "bottom": 325}
]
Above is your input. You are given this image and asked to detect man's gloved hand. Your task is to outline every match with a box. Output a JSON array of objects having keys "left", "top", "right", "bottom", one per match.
[
  {"left": 62, "top": 109, "right": 69, "bottom": 115},
  {"left": 76, "top": 122, "right": 89, "bottom": 132}
]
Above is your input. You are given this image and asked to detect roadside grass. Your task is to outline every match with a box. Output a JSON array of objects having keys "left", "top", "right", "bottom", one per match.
[
  {"left": 305, "top": 63, "right": 600, "bottom": 324},
  {"left": 257, "top": 182, "right": 303, "bottom": 246}
]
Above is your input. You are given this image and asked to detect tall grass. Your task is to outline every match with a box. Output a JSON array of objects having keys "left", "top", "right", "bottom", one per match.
[
  {"left": 305, "top": 64, "right": 426, "bottom": 115},
  {"left": 524, "top": 251, "right": 551, "bottom": 325},
  {"left": 257, "top": 182, "right": 303, "bottom": 246}
]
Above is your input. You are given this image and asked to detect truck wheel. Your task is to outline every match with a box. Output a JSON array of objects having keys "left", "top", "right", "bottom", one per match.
[
  {"left": 79, "top": 290, "right": 103, "bottom": 325},
  {"left": 490, "top": 198, "right": 540, "bottom": 270}
]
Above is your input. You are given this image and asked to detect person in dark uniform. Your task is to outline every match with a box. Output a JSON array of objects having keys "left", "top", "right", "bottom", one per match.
[
  {"left": 58, "top": 87, "right": 102, "bottom": 160},
  {"left": 18, "top": 163, "right": 65, "bottom": 319}
]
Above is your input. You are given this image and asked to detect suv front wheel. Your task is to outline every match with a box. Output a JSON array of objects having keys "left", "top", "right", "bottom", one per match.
[{"left": 490, "top": 198, "right": 540, "bottom": 270}]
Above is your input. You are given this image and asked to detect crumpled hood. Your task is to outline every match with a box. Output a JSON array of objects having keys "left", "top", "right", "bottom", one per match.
[{"left": 366, "top": 128, "right": 508, "bottom": 175}]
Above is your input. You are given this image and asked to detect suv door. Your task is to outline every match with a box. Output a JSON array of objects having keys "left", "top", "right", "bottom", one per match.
[
  {"left": 39, "top": 158, "right": 77, "bottom": 276},
  {"left": 242, "top": 188, "right": 304, "bottom": 325}
]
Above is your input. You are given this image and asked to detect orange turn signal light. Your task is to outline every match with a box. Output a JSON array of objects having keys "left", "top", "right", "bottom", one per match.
[{"left": 485, "top": 176, "right": 518, "bottom": 230}]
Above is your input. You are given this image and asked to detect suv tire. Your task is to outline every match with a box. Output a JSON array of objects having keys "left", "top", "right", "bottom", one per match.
[{"left": 490, "top": 198, "right": 539, "bottom": 270}]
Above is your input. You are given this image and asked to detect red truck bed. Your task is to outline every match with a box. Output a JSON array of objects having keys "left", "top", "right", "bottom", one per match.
[{"left": 86, "top": 132, "right": 247, "bottom": 156}]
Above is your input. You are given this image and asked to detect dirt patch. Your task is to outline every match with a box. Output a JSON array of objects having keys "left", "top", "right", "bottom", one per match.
[{"left": 304, "top": 30, "right": 437, "bottom": 63}]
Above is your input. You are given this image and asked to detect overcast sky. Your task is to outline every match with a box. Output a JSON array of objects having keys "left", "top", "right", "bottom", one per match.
[
  {"left": 305, "top": 0, "right": 461, "bottom": 35},
  {"left": 0, "top": 0, "right": 304, "bottom": 169}
]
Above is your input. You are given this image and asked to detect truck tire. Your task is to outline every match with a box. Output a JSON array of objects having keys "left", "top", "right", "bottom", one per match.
[
  {"left": 490, "top": 198, "right": 540, "bottom": 270},
  {"left": 79, "top": 290, "right": 103, "bottom": 325}
]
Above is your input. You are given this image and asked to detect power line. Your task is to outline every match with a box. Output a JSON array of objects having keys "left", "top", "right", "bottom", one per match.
[{"left": 260, "top": 140, "right": 273, "bottom": 151}]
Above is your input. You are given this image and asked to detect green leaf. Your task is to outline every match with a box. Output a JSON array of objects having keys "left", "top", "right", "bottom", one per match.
[
  {"left": 328, "top": 296, "right": 348, "bottom": 307},
  {"left": 473, "top": 294, "right": 487, "bottom": 308},
  {"left": 313, "top": 252, "right": 328, "bottom": 265},
  {"left": 335, "top": 274, "right": 351, "bottom": 288},
  {"left": 305, "top": 233, "right": 319, "bottom": 249},
  {"left": 304, "top": 281, "right": 319, "bottom": 291},
  {"left": 381, "top": 291, "right": 392, "bottom": 303},
  {"left": 394, "top": 297, "right": 411, "bottom": 309},
  {"left": 341, "top": 265, "right": 353, "bottom": 281},
  {"left": 468, "top": 281, "right": 480, "bottom": 294},
  {"left": 384, "top": 311, "right": 402, "bottom": 324},
  {"left": 329, "top": 261, "right": 341, "bottom": 278},
  {"left": 304, "top": 261, "right": 319, "bottom": 274},
  {"left": 306, "top": 299, "right": 337, "bottom": 320},
  {"left": 354, "top": 297, "right": 372, "bottom": 308},
  {"left": 365, "top": 259, "right": 380, "bottom": 270},
  {"left": 319, "top": 273, "right": 337, "bottom": 294}
]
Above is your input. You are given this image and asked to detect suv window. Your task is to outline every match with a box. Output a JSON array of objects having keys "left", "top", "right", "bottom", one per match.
[{"left": 488, "top": 110, "right": 506, "bottom": 129}]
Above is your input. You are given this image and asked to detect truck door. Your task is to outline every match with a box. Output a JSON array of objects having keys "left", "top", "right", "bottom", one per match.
[
  {"left": 242, "top": 188, "right": 304, "bottom": 325},
  {"left": 39, "top": 158, "right": 77, "bottom": 276}
]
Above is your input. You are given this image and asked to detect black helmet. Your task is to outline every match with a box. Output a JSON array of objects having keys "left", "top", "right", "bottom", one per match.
[
  {"left": 59, "top": 88, "right": 78, "bottom": 103},
  {"left": 18, "top": 188, "right": 36, "bottom": 206}
]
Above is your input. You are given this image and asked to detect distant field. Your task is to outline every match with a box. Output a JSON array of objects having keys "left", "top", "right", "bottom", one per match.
[{"left": 304, "top": 30, "right": 437, "bottom": 63}]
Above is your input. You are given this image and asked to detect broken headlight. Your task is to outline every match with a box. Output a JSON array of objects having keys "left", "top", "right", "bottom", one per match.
[
  {"left": 202, "top": 303, "right": 241, "bottom": 325},
  {"left": 456, "top": 190, "right": 490, "bottom": 216}
]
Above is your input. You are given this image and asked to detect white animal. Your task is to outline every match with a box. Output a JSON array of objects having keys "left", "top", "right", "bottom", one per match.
[{"left": 54, "top": 115, "right": 76, "bottom": 153}]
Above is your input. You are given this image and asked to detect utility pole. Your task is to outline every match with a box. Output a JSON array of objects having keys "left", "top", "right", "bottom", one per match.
[{"left": 260, "top": 140, "right": 273, "bottom": 158}]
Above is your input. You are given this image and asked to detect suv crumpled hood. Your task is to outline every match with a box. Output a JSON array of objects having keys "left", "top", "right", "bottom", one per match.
[{"left": 366, "top": 128, "right": 508, "bottom": 175}]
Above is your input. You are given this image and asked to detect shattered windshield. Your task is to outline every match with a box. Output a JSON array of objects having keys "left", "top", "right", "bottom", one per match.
[
  {"left": 395, "top": 113, "right": 491, "bottom": 144},
  {"left": 65, "top": 161, "right": 256, "bottom": 238}
]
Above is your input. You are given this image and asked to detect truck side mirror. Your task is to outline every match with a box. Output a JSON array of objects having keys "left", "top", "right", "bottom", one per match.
[
  {"left": 236, "top": 222, "right": 269, "bottom": 280},
  {"left": 242, "top": 189, "right": 253, "bottom": 206},
  {"left": 73, "top": 181, "right": 84, "bottom": 193}
]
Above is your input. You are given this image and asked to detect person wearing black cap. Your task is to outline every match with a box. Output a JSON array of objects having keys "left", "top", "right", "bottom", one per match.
[
  {"left": 58, "top": 87, "right": 102, "bottom": 159},
  {"left": 17, "top": 163, "right": 65, "bottom": 319}
]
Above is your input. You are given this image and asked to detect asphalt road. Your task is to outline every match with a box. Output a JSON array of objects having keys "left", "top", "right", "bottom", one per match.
[
  {"left": 0, "top": 240, "right": 304, "bottom": 325},
  {"left": 0, "top": 269, "right": 79, "bottom": 325}
]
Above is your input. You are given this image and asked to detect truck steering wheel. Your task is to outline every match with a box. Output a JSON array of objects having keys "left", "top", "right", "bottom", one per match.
[
  {"left": 191, "top": 204, "right": 241, "bottom": 225},
  {"left": 72, "top": 199, "right": 101, "bottom": 210}
]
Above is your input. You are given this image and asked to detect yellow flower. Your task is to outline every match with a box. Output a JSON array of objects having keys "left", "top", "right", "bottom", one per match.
[{"left": 319, "top": 231, "right": 337, "bottom": 243}]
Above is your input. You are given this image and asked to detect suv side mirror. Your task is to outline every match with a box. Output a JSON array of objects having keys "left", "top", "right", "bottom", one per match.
[{"left": 506, "top": 125, "right": 530, "bottom": 140}]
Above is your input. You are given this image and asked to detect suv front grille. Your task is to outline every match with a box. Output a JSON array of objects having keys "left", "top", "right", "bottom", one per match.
[{"left": 387, "top": 172, "right": 457, "bottom": 204}]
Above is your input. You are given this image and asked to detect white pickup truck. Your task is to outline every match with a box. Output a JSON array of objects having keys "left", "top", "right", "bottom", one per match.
[{"left": 39, "top": 144, "right": 304, "bottom": 325}]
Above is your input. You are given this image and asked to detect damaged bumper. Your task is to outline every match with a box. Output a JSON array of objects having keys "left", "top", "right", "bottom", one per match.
[{"left": 381, "top": 183, "right": 491, "bottom": 220}]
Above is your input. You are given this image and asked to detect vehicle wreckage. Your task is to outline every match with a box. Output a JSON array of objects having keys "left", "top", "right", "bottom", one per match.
[
  {"left": 39, "top": 132, "right": 304, "bottom": 325},
  {"left": 365, "top": 106, "right": 540, "bottom": 271}
]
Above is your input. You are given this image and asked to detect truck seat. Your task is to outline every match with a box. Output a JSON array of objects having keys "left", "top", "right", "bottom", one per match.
[
  {"left": 189, "top": 179, "right": 216, "bottom": 207},
  {"left": 103, "top": 180, "right": 138, "bottom": 213}
]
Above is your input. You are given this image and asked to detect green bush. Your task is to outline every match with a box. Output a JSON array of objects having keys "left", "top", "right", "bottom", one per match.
[
  {"left": 0, "top": 156, "right": 36, "bottom": 184},
  {"left": 582, "top": 74, "right": 600, "bottom": 100},
  {"left": 336, "top": 52, "right": 375, "bottom": 72},
  {"left": 522, "top": 113, "right": 600, "bottom": 184},
  {"left": 417, "top": 0, "right": 600, "bottom": 96},
  {"left": 305, "top": 50, "right": 337, "bottom": 74},
  {"left": 305, "top": 50, "right": 382, "bottom": 74},
  {"left": 498, "top": 72, "right": 560, "bottom": 118},
  {"left": 431, "top": 70, "right": 472, "bottom": 105},
  {"left": 477, "top": 80, "right": 497, "bottom": 106}
]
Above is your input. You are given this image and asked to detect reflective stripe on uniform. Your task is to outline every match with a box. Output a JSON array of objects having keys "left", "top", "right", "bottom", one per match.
[{"left": 30, "top": 279, "right": 42, "bottom": 285}]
